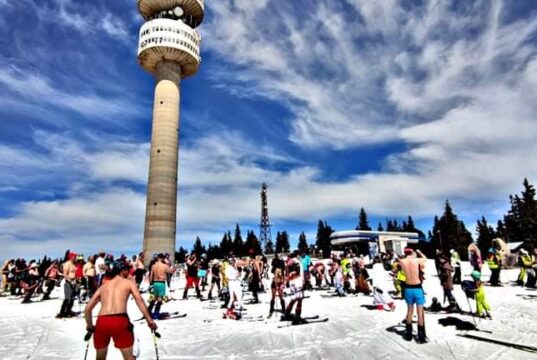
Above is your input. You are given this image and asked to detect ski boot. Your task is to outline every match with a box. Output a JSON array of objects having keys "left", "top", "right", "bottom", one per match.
[
  {"left": 281, "top": 312, "right": 295, "bottom": 322},
  {"left": 404, "top": 323, "right": 413, "bottom": 341},
  {"left": 291, "top": 315, "right": 307, "bottom": 325},
  {"left": 151, "top": 312, "right": 160, "bottom": 320},
  {"left": 223, "top": 308, "right": 237, "bottom": 320},
  {"left": 416, "top": 325, "right": 428, "bottom": 344}
]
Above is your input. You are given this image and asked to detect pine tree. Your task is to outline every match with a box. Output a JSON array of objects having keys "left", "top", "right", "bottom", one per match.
[
  {"left": 207, "top": 243, "right": 222, "bottom": 260},
  {"left": 316, "top": 220, "right": 334, "bottom": 258},
  {"left": 275, "top": 231, "right": 283, "bottom": 253},
  {"left": 504, "top": 179, "right": 537, "bottom": 249},
  {"left": 431, "top": 201, "right": 473, "bottom": 259},
  {"left": 245, "top": 230, "right": 262, "bottom": 256},
  {"left": 496, "top": 220, "right": 507, "bottom": 241},
  {"left": 297, "top": 232, "right": 308, "bottom": 252},
  {"left": 476, "top": 216, "right": 496, "bottom": 257},
  {"left": 356, "top": 208, "right": 372, "bottom": 230},
  {"left": 192, "top": 236, "right": 206, "bottom": 257},
  {"left": 403, "top": 215, "right": 425, "bottom": 238},
  {"left": 281, "top": 231, "right": 290, "bottom": 253},
  {"left": 353, "top": 209, "right": 370, "bottom": 255},
  {"left": 220, "top": 231, "right": 232, "bottom": 256},
  {"left": 386, "top": 219, "right": 400, "bottom": 231},
  {"left": 264, "top": 239, "right": 274, "bottom": 254},
  {"left": 175, "top": 247, "right": 188, "bottom": 263},
  {"left": 377, "top": 222, "right": 384, "bottom": 231},
  {"left": 233, "top": 224, "right": 244, "bottom": 256}
]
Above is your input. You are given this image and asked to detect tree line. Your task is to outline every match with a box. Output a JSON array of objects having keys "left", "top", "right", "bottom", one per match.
[{"left": 176, "top": 178, "right": 537, "bottom": 262}]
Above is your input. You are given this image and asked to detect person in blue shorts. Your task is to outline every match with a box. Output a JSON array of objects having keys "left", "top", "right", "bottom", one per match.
[{"left": 399, "top": 248, "right": 428, "bottom": 344}]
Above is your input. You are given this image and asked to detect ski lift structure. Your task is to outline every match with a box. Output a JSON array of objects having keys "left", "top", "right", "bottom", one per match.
[{"left": 330, "top": 230, "right": 420, "bottom": 256}]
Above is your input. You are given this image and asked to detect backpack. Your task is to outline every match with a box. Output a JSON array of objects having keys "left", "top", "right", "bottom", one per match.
[{"left": 461, "top": 280, "right": 475, "bottom": 299}]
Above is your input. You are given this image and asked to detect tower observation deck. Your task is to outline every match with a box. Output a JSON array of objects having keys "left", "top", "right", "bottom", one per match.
[{"left": 137, "top": 0, "right": 204, "bottom": 264}]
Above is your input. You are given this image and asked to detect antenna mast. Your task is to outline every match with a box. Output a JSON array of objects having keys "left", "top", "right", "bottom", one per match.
[{"left": 259, "top": 183, "right": 272, "bottom": 251}]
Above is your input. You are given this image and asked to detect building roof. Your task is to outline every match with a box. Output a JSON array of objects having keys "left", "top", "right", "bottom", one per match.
[{"left": 507, "top": 242, "right": 524, "bottom": 251}]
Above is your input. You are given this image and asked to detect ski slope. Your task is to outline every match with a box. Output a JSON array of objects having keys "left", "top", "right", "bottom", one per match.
[{"left": 0, "top": 261, "right": 536, "bottom": 359}]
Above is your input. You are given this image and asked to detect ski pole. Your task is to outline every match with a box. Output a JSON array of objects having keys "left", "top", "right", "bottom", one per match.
[
  {"left": 465, "top": 295, "right": 478, "bottom": 328},
  {"left": 152, "top": 330, "right": 161, "bottom": 360},
  {"left": 83, "top": 330, "right": 93, "bottom": 360}
]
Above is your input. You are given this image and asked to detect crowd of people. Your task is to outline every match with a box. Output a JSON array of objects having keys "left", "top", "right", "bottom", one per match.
[{"left": 2, "top": 243, "right": 537, "bottom": 359}]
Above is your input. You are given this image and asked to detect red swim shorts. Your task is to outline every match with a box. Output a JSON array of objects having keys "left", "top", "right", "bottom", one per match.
[
  {"left": 186, "top": 276, "right": 199, "bottom": 288},
  {"left": 94, "top": 314, "right": 134, "bottom": 349}
]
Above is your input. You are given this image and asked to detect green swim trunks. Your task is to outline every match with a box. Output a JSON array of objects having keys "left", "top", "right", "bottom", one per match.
[{"left": 153, "top": 281, "right": 166, "bottom": 298}]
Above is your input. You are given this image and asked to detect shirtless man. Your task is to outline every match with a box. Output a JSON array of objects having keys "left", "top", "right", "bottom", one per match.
[
  {"left": 84, "top": 256, "right": 97, "bottom": 299},
  {"left": 148, "top": 254, "right": 175, "bottom": 318},
  {"left": 57, "top": 253, "right": 77, "bottom": 318},
  {"left": 182, "top": 253, "right": 201, "bottom": 300},
  {"left": 85, "top": 261, "right": 157, "bottom": 360},
  {"left": 398, "top": 248, "right": 427, "bottom": 343}
]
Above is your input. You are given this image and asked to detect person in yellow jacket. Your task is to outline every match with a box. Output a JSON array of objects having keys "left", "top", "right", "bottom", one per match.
[
  {"left": 391, "top": 259, "right": 406, "bottom": 298},
  {"left": 341, "top": 254, "right": 352, "bottom": 293},
  {"left": 220, "top": 259, "right": 230, "bottom": 306},
  {"left": 527, "top": 249, "right": 537, "bottom": 288},
  {"left": 469, "top": 271, "right": 491, "bottom": 318},
  {"left": 517, "top": 250, "right": 533, "bottom": 286},
  {"left": 486, "top": 249, "right": 501, "bottom": 286}
]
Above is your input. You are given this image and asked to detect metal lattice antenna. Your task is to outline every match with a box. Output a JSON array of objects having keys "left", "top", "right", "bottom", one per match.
[{"left": 259, "top": 183, "right": 272, "bottom": 251}]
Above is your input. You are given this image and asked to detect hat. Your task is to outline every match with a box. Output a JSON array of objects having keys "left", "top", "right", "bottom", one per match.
[
  {"left": 116, "top": 260, "right": 131, "bottom": 272},
  {"left": 471, "top": 271, "right": 481, "bottom": 280},
  {"left": 404, "top": 247, "right": 414, "bottom": 255},
  {"left": 68, "top": 252, "right": 77, "bottom": 260}
]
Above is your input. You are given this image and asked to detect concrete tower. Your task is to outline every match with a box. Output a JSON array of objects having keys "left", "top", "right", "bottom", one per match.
[{"left": 137, "top": 0, "right": 204, "bottom": 264}]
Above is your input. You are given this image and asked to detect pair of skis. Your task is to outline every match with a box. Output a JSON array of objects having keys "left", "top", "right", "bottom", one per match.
[
  {"left": 277, "top": 315, "right": 329, "bottom": 328},
  {"left": 459, "top": 333, "right": 537, "bottom": 354},
  {"left": 135, "top": 311, "right": 187, "bottom": 322}
]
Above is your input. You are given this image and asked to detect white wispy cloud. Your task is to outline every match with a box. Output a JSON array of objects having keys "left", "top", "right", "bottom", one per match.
[
  {"left": 202, "top": 0, "right": 537, "bottom": 202},
  {"left": 203, "top": 0, "right": 537, "bottom": 155},
  {"left": 0, "top": 66, "right": 142, "bottom": 120},
  {"left": 48, "top": 0, "right": 134, "bottom": 44}
]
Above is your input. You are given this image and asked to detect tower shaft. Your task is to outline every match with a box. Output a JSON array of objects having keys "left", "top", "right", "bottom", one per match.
[
  {"left": 143, "top": 61, "right": 182, "bottom": 263},
  {"left": 137, "top": 0, "right": 204, "bottom": 265}
]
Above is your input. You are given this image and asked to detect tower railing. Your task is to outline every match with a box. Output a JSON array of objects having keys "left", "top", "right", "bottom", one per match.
[{"left": 138, "top": 19, "right": 201, "bottom": 60}]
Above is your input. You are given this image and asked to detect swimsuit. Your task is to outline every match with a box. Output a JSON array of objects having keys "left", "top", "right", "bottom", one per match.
[
  {"left": 403, "top": 284, "right": 425, "bottom": 305},
  {"left": 94, "top": 313, "right": 134, "bottom": 350},
  {"left": 152, "top": 281, "right": 166, "bottom": 297}
]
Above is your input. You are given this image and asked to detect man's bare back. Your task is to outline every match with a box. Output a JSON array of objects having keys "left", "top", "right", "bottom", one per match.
[
  {"left": 96, "top": 276, "right": 134, "bottom": 315},
  {"left": 151, "top": 261, "right": 173, "bottom": 282},
  {"left": 399, "top": 253, "right": 426, "bottom": 286},
  {"left": 85, "top": 271, "right": 156, "bottom": 323}
]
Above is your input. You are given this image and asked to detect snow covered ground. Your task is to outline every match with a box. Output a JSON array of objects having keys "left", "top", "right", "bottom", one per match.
[{"left": 1, "top": 261, "right": 536, "bottom": 360}]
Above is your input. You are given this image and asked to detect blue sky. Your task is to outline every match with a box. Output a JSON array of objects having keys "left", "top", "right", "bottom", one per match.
[{"left": 1, "top": 0, "right": 537, "bottom": 259}]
